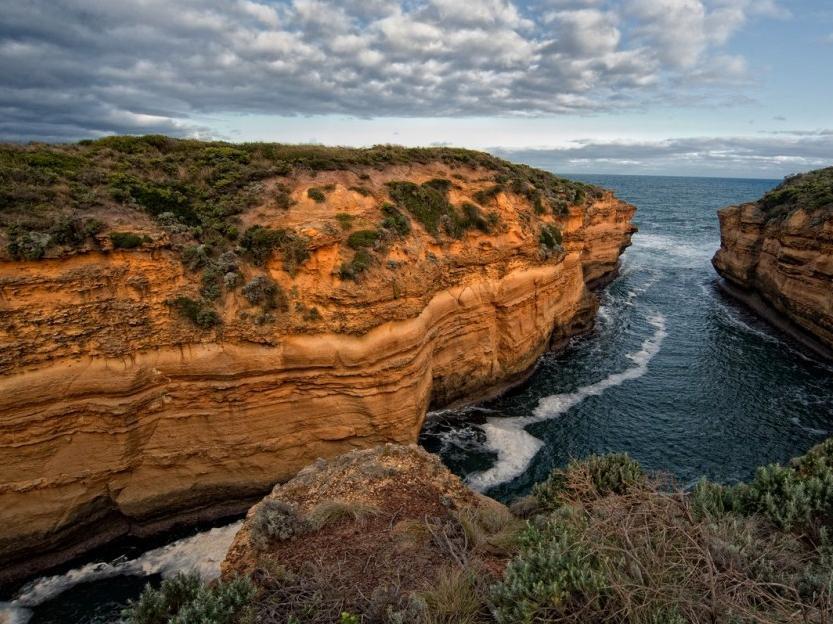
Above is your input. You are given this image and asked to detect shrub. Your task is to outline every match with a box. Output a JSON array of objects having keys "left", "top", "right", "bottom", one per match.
[
  {"left": 275, "top": 184, "right": 295, "bottom": 210},
  {"left": 110, "top": 231, "right": 145, "bottom": 249},
  {"left": 473, "top": 184, "right": 503, "bottom": 206},
  {"left": 533, "top": 453, "right": 645, "bottom": 509},
  {"left": 169, "top": 296, "right": 221, "bottom": 328},
  {"left": 386, "top": 180, "right": 454, "bottom": 235},
  {"left": 538, "top": 224, "right": 562, "bottom": 252},
  {"left": 335, "top": 212, "right": 354, "bottom": 231},
  {"left": 380, "top": 203, "right": 411, "bottom": 236},
  {"left": 346, "top": 229, "right": 379, "bottom": 249},
  {"left": 122, "top": 571, "right": 254, "bottom": 624},
  {"left": 349, "top": 185, "right": 372, "bottom": 197},
  {"left": 240, "top": 225, "right": 309, "bottom": 274},
  {"left": 307, "top": 187, "right": 327, "bottom": 203},
  {"left": 338, "top": 248, "right": 372, "bottom": 280},
  {"left": 250, "top": 499, "right": 310, "bottom": 550},
  {"left": 200, "top": 265, "right": 223, "bottom": 300},
  {"left": 182, "top": 244, "right": 210, "bottom": 271},
  {"left": 7, "top": 226, "right": 51, "bottom": 260},
  {"left": 490, "top": 516, "right": 605, "bottom": 624},
  {"left": 242, "top": 275, "right": 286, "bottom": 311}
]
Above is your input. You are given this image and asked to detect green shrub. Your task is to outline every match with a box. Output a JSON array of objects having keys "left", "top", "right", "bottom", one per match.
[
  {"left": 242, "top": 275, "right": 286, "bottom": 311},
  {"left": 490, "top": 516, "right": 605, "bottom": 623},
  {"left": 349, "top": 185, "right": 372, "bottom": 197},
  {"left": 169, "top": 296, "right": 221, "bottom": 328},
  {"left": 347, "top": 229, "right": 379, "bottom": 249},
  {"left": 380, "top": 203, "right": 411, "bottom": 236},
  {"left": 533, "top": 453, "right": 645, "bottom": 509},
  {"left": 339, "top": 248, "right": 373, "bottom": 280},
  {"left": 539, "top": 224, "right": 563, "bottom": 252},
  {"left": 110, "top": 231, "right": 145, "bottom": 249},
  {"left": 473, "top": 184, "right": 503, "bottom": 206},
  {"left": 386, "top": 180, "right": 454, "bottom": 235},
  {"left": 7, "top": 226, "right": 51, "bottom": 260},
  {"left": 239, "top": 225, "right": 309, "bottom": 274},
  {"left": 122, "top": 571, "right": 254, "bottom": 624},
  {"left": 335, "top": 212, "right": 354, "bottom": 231},
  {"left": 274, "top": 184, "right": 295, "bottom": 210},
  {"left": 307, "top": 187, "right": 327, "bottom": 203},
  {"left": 250, "top": 499, "right": 310, "bottom": 550},
  {"left": 200, "top": 265, "right": 223, "bottom": 300}
]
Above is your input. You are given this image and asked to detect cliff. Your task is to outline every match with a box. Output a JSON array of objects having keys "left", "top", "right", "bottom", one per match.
[
  {"left": 0, "top": 137, "right": 635, "bottom": 584},
  {"left": 712, "top": 167, "right": 833, "bottom": 357}
]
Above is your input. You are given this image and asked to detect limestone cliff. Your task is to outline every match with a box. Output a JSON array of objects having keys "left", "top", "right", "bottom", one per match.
[
  {"left": 712, "top": 167, "right": 833, "bottom": 356},
  {"left": 0, "top": 138, "right": 635, "bottom": 584}
]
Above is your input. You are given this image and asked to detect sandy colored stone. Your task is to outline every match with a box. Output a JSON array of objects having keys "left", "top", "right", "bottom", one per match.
[{"left": 0, "top": 163, "right": 635, "bottom": 582}]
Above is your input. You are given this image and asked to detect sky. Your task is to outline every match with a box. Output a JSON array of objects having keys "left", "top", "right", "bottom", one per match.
[{"left": 1, "top": 0, "right": 832, "bottom": 178}]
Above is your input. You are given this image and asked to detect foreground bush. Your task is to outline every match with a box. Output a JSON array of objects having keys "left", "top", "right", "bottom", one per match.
[{"left": 123, "top": 572, "right": 254, "bottom": 624}]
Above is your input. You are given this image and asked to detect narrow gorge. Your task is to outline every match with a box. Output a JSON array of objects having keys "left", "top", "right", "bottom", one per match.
[{"left": 0, "top": 138, "right": 635, "bottom": 584}]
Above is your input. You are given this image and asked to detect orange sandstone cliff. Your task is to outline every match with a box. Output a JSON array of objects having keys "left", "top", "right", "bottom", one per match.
[
  {"left": 712, "top": 167, "right": 833, "bottom": 357},
  {"left": 0, "top": 139, "right": 635, "bottom": 583}
]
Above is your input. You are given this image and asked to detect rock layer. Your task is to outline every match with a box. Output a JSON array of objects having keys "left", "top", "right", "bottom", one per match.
[
  {"left": 712, "top": 185, "right": 833, "bottom": 357},
  {"left": 0, "top": 157, "right": 634, "bottom": 584}
]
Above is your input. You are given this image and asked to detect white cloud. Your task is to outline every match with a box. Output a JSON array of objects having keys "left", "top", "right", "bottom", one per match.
[{"left": 0, "top": 0, "right": 790, "bottom": 140}]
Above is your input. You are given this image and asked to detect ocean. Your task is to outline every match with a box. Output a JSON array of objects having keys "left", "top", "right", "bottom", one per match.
[{"left": 4, "top": 174, "right": 833, "bottom": 623}]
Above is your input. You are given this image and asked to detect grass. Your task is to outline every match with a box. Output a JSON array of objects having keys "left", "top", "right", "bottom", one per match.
[{"left": 307, "top": 500, "right": 381, "bottom": 530}]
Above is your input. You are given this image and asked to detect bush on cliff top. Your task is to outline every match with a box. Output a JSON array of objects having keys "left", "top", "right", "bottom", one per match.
[{"left": 760, "top": 166, "right": 833, "bottom": 218}]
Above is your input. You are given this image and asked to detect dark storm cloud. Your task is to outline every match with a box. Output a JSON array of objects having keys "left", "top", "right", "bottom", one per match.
[
  {"left": 495, "top": 132, "right": 833, "bottom": 177},
  {"left": 0, "top": 0, "right": 787, "bottom": 141}
]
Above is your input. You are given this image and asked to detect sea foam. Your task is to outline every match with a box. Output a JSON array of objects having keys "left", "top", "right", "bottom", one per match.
[
  {"left": 0, "top": 521, "right": 242, "bottom": 624},
  {"left": 467, "top": 314, "right": 667, "bottom": 491}
]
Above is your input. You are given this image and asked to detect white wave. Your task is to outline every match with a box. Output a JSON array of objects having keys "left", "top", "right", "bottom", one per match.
[
  {"left": 467, "top": 314, "right": 667, "bottom": 492},
  {"left": 634, "top": 233, "right": 714, "bottom": 267},
  {"left": 0, "top": 521, "right": 242, "bottom": 624}
]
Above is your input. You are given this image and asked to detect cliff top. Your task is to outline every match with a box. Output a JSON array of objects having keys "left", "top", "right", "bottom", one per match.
[
  {"left": 0, "top": 135, "right": 600, "bottom": 262},
  {"left": 758, "top": 166, "right": 833, "bottom": 220}
]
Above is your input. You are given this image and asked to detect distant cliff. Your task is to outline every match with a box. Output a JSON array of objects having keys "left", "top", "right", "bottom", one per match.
[
  {"left": 0, "top": 137, "right": 635, "bottom": 583},
  {"left": 712, "top": 167, "right": 833, "bottom": 357}
]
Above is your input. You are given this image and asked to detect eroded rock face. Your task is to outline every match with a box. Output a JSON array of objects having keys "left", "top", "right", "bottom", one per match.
[
  {"left": 712, "top": 193, "right": 833, "bottom": 355},
  {"left": 0, "top": 160, "right": 634, "bottom": 583}
]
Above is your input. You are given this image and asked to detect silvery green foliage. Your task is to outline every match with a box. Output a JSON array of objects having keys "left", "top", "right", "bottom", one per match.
[
  {"left": 692, "top": 438, "right": 833, "bottom": 531},
  {"left": 489, "top": 513, "right": 604, "bottom": 624},
  {"left": 251, "top": 499, "right": 310, "bottom": 550},
  {"left": 123, "top": 571, "right": 254, "bottom": 624}
]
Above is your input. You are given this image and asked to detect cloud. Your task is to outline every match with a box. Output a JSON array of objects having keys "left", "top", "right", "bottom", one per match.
[
  {"left": 494, "top": 131, "right": 833, "bottom": 178},
  {"left": 0, "top": 0, "right": 788, "bottom": 140}
]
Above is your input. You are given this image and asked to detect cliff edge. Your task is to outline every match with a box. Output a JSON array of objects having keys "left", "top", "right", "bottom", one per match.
[
  {"left": 712, "top": 167, "right": 833, "bottom": 357},
  {"left": 0, "top": 137, "right": 635, "bottom": 583}
]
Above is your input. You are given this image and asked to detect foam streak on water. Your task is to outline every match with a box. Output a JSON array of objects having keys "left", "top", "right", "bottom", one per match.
[
  {"left": 0, "top": 521, "right": 242, "bottom": 624},
  {"left": 467, "top": 314, "right": 667, "bottom": 491}
]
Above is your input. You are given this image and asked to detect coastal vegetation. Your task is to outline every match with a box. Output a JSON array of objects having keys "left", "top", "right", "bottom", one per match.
[
  {"left": 760, "top": 166, "right": 833, "bottom": 219},
  {"left": 0, "top": 136, "right": 597, "bottom": 328},
  {"left": 123, "top": 439, "right": 833, "bottom": 623}
]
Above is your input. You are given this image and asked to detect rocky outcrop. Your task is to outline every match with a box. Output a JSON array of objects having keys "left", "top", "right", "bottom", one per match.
[
  {"left": 0, "top": 143, "right": 634, "bottom": 584},
  {"left": 712, "top": 169, "right": 833, "bottom": 357},
  {"left": 221, "top": 444, "right": 516, "bottom": 620}
]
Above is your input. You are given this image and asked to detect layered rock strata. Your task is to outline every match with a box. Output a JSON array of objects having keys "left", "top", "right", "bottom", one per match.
[
  {"left": 713, "top": 169, "right": 833, "bottom": 357},
  {"left": 0, "top": 144, "right": 634, "bottom": 584}
]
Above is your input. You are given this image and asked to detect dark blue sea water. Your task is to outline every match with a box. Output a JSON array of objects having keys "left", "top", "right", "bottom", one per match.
[
  {"left": 421, "top": 174, "right": 833, "bottom": 501},
  {"left": 3, "top": 174, "right": 833, "bottom": 624}
]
